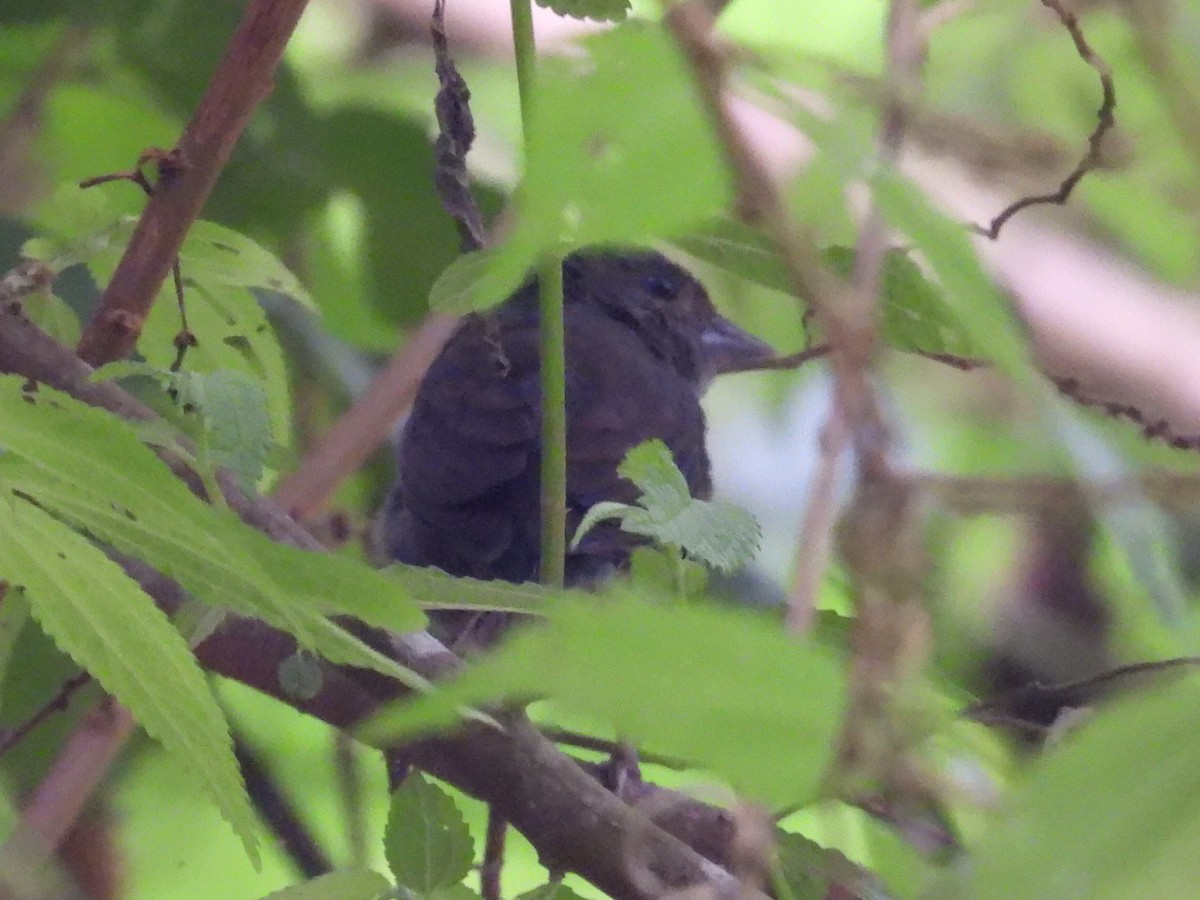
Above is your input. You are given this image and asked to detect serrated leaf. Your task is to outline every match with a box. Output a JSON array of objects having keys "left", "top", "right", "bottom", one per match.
[
  {"left": 581, "top": 440, "right": 761, "bottom": 573},
  {"left": 21, "top": 289, "right": 81, "bottom": 346},
  {"left": 384, "top": 773, "right": 474, "bottom": 893},
  {"left": 360, "top": 593, "right": 846, "bottom": 805},
  {"left": 0, "top": 376, "right": 428, "bottom": 690},
  {"left": 27, "top": 189, "right": 299, "bottom": 443},
  {"left": 257, "top": 869, "right": 392, "bottom": 900},
  {"left": 386, "top": 565, "right": 559, "bottom": 616},
  {"left": 534, "top": 0, "right": 629, "bottom": 22},
  {"left": 174, "top": 369, "right": 274, "bottom": 494},
  {"left": 0, "top": 502, "right": 259, "bottom": 866}
]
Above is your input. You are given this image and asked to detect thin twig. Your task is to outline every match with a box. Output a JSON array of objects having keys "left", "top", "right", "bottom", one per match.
[
  {"left": 976, "top": 0, "right": 1115, "bottom": 240},
  {"left": 480, "top": 808, "right": 506, "bottom": 900},
  {"left": 236, "top": 737, "right": 332, "bottom": 878},
  {"left": 0, "top": 672, "right": 92, "bottom": 758},
  {"left": 964, "top": 655, "right": 1200, "bottom": 730},
  {"left": 786, "top": 408, "right": 848, "bottom": 634},
  {"left": 75, "top": 0, "right": 311, "bottom": 366}
]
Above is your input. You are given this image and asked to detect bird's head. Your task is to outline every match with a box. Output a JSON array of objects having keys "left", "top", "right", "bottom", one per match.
[{"left": 564, "top": 250, "right": 776, "bottom": 391}]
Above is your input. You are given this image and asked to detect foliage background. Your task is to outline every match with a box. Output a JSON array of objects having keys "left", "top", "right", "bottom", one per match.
[{"left": 3, "top": 0, "right": 1200, "bottom": 897}]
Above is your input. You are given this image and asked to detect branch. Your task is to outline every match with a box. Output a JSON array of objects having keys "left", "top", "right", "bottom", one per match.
[
  {"left": 976, "top": 0, "right": 1115, "bottom": 240},
  {"left": 74, "top": 0, "right": 311, "bottom": 366},
  {"left": 0, "top": 301, "right": 769, "bottom": 900}
]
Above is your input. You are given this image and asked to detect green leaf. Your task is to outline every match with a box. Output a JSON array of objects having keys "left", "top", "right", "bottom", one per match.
[
  {"left": 873, "top": 169, "right": 1034, "bottom": 382},
  {"left": 0, "top": 377, "right": 428, "bottom": 688},
  {"left": 523, "top": 22, "right": 729, "bottom": 250},
  {"left": 386, "top": 565, "right": 559, "bottom": 616},
  {"left": 452, "top": 22, "right": 731, "bottom": 314},
  {"left": 384, "top": 773, "right": 475, "bottom": 893},
  {"left": 257, "top": 869, "right": 392, "bottom": 900},
  {"left": 94, "top": 362, "right": 275, "bottom": 495},
  {"left": 824, "top": 246, "right": 980, "bottom": 358},
  {"left": 361, "top": 593, "right": 846, "bottom": 806},
  {"left": 179, "top": 220, "right": 314, "bottom": 310},
  {"left": 574, "top": 440, "right": 761, "bottom": 574},
  {"left": 534, "top": 0, "right": 629, "bottom": 22},
  {"left": 20, "top": 289, "right": 81, "bottom": 346},
  {"left": 932, "top": 676, "right": 1200, "bottom": 900},
  {"left": 0, "top": 503, "right": 259, "bottom": 866},
  {"left": 0, "top": 582, "right": 30, "bottom": 703},
  {"left": 773, "top": 830, "right": 884, "bottom": 900},
  {"left": 174, "top": 369, "right": 274, "bottom": 494},
  {"left": 673, "top": 216, "right": 792, "bottom": 296},
  {"left": 24, "top": 187, "right": 302, "bottom": 442},
  {"left": 427, "top": 247, "right": 519, "bottom": 315}
]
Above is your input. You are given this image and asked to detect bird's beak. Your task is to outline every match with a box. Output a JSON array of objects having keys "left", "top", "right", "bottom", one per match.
[{"left": 699, "top": 315, "right": 777, "bottom": 381}]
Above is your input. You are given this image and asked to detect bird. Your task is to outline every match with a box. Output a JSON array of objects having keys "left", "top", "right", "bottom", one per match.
[{"left": 379, "top": 249, "right": 775, "bottom": 645}]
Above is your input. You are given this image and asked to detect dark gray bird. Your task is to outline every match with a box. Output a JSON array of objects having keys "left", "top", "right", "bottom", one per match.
[{"left": 380, "top": 250, "right": 773, "bottom": 640}]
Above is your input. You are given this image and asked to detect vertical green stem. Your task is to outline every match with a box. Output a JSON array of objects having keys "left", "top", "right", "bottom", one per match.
[
  {"left": 509, "top": 0, "right": 538, "bottom": 141},
  {"left": 509, "top": 0, "right": 567, "bottom": 588}
]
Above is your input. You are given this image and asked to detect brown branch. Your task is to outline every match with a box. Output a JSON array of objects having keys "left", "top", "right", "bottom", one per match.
[
  {"left": 964, "top": 656, "right": 1200, "bottom": 732},
  {"left": 74, "top": 0, "right": 311, "bottom": 366},
  {"left": 235, "top": 737, "right": 332, "bottom": 878},
  {"left": 914, "top": 469, "right": 1200, "bottom": 516},
  {"left": 0, "top": 672, "right": 92, "bottom": 759},
  {"left": 976, "top": 0, "right": 1116, "bottom": 240},
  {"left": 17, "top": 697, "right": 136, "bottom": 850},
  {"left": 270, "top": 312, "right": 460, "bottom": 521},
  {"left": 0, "top": 302, "right": 768, "bottom": 900}
]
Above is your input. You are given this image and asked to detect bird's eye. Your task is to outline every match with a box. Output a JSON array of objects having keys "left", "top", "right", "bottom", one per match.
[{"left": 642, "top": 275, "right": 678, "bottom": 299}]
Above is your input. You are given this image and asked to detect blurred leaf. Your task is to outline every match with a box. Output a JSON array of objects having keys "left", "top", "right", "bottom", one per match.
[
  {"left": 535, "top": 0, "right": 629, "bottom": 22},
  {"left": 316, "top": 109, "right": 470, "bottom": 329},
  {"left": 360, "top": 592, "right": 846, "bottom": 806},
  {"left": 454, "top": 21, "right": 731, "bottom": 313},
  {"left": 1052, "top": 404, "right": 1195, "bottom": 637},
  {"left": 931, "top": 676, "right": 1200, "bottom": 900},
  {"left": 824, "top": 245, "right": 980, "bottom": 358},
  {"left": 774, "top": 830, "right": 881, "bottom": 900},
  {"left": 258, "top": 869, "right": 392, "bottom": 900},
  {"left": 0, "top": 507, "right": 259, "bottom": 866},
  {"left": 673, "top": 216, "right": 792, "bottom": 297},
  {"left": 20, "top": 289, "right": 80, "bottom": 345},
  {"left": 573, "top": 439, "right": 761, "bottom": 574},
  {"left": 384, "top": 773, "right": 474, "bottom": 894},
  {"left": 428, "top": 248, "right": 508, "bottom": 315},
  {"left": 873, "top": 169, "right": 1034, "bottom": 382}
]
